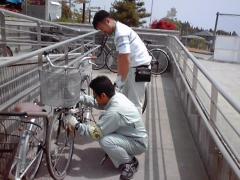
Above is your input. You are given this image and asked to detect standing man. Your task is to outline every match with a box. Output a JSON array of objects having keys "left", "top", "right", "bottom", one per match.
[
  {"left": 92, "top": 10, "right": 152, "bottom": 113},
  {"left": 66, "top": 76, "right": 148, "bottom": 180}
]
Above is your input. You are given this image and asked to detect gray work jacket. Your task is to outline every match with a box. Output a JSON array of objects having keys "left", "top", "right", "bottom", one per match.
[{"left": 78, "top": 92, "right": 148, "bottom": 148}]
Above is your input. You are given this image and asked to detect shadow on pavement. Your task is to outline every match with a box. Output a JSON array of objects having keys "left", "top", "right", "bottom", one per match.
[{"left": 68, "top": 147, "right": 120, "bottom": 179}]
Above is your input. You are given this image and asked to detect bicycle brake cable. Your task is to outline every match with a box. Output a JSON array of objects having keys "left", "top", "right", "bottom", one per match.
[{"left": 97, "top": 35, "right": 108, "bottom": 57}]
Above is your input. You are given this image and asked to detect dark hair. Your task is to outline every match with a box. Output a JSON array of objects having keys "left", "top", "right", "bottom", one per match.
[
  {"left": 92, "top": 10, "right": 111, "bottom": 29},
  {"left": 89, "top": 76, "right": 115, "bottom": 98}
]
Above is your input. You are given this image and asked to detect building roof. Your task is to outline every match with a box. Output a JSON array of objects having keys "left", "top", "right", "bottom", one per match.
[
  {"left": 181, "top": 35, "right": 205, "bottom": 40},
  {"left": 195, "top": 30, "right": 213, "bottom": 37}
]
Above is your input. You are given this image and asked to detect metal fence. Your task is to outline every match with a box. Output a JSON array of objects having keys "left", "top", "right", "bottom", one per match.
[
  {"left": 168, "top": 35, "right": 240, "bottom": 179},
  {"left": 0, "top": 9, "right": 99, "bottom": 112},
  {"left": 0, "top": 8, "right": 94, "bottom": 58}
]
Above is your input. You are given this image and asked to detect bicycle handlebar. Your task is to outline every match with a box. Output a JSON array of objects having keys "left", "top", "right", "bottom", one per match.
[
  {"left": 0, "top": 112, "right": 27, "bottom": 116},
  {"left": 0, "top": 111, "right": 48, "bottom": 117},
  {"left": 43, "top": 51, "right": 97, "bottom": 70}
]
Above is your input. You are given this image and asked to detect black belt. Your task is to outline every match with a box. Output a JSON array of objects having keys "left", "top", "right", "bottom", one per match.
[{"left": 132, "top": 64, "right": 150, "bottom": 68}]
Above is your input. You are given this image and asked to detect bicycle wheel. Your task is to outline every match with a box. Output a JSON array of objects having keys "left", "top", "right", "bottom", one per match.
[
  {"left": 0, "top": 46, "right": 13, "bottom": 57},
  {"left": 142, "top": 86, "right": 148, "bottom": 114},
  {"left": 14, "top": 117, "right": 47, "bottom": 179},
  {"left": 149, "top": 48, "right": 169, "bottom": 75},
  {"left": 92, "top": 47, "right": 106, "bottom": 70},
  {"left": 106, "top": 49, "right": 118, "bottom": 73},
  {"left": 46, "top": 112, "right": 74, "bottom": 180}
]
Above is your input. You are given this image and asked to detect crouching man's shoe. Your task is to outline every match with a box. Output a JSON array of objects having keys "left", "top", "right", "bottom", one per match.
[{"left": 119, "top": 157, "right": 139, "bottom": 180}]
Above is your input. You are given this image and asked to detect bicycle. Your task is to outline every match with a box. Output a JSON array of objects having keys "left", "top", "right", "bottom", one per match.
[
  {"left": 91, "top": 35, "right": 118, "bottom": 73},
  {"left": 92, "top": 36, "right": 169, "bottom": 75},
  {"left": 141, "top": 40, "right": 170, "bottom": 113},
  {"left": 42, "top": 52, "right": 95, "bottom": 179},
  {"left": 0, "top": 53, "right": 95, "bottom": 180},
  {"left": 0, "top": 45, "right": 13, "bottom": 57},
  {"left": 0, "top": 102, "right": 49, "bottom": 180},
  {"left": 144, "top": 39, "right": 170, "bottom": 75}
]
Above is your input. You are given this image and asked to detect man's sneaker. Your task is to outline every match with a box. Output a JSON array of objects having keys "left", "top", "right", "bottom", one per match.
[{"left": 119, "top": 157, "right": 139, "bottom": 180}]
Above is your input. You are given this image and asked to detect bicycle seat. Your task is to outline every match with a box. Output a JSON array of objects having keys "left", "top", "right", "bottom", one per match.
[{"left": 14, "top": 103, "right": 44, "bottom": 113}]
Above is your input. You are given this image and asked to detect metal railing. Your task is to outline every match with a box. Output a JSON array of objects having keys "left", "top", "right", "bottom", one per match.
[
  {"left": 167, "top": 35, "right": 240, "bottom": 178},
  {"left": 0, "top": 9, "right": 100, "bottom": 113},
  {"left": 1, "top": 8, "right": 240, "bottom": 179},
  {"left": 0, "top": 8, "right": 94, "bottom": 58},
  {"left": 0, "top": 30, "right": 99, "bottom": 111}
]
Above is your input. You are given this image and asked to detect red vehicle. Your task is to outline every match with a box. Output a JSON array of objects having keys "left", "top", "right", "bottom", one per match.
[
  {"left": 0, "top": 0, "right": 23, "bottom": 13},
  {"left": 151, "top": 19, "right": 177, "bottom": 30}
]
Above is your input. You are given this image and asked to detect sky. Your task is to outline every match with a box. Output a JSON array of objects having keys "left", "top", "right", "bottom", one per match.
[{"left": 88, "top": 0, "right": 240, "bottom": 33}]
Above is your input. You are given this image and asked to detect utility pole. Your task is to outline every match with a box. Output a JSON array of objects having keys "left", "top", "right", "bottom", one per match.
[
  {"left": 212, "top": 12, "right": 219, "bottom": 51},
  {"left": 69, "top": 0, "right": 72, "bottom": 10},
  {"left": 82, "top": 2, "right": 86, "bottom": 23},
  {"left": 150, "top": 0, "right": 154, "bottom": 24}
]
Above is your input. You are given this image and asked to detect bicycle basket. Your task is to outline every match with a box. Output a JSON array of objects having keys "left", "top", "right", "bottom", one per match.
[
  {"left": 39, "top": 69, "right": 81, "bottom": 107},
  {"left": 0, "top": 117, "right": 21, "bottom": 178}
]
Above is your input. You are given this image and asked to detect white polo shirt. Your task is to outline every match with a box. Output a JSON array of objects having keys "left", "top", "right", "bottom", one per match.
[{"left": 114, "top": 21, "right": 152, "bottom": 67}]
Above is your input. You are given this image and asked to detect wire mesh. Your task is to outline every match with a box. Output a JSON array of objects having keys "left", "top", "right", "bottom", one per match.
[
  {"left": 39, "top": 69, "right": 81, "bottom": 107},
  {"left": 0, "top": 116, "right": 21, "bottom": 177}
]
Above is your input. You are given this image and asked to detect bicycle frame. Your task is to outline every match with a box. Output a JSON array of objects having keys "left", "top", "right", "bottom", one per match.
[
  {"left": 14, "top": 118, "right": 39, "bottom": 179},
  {"left": 143, "top": 39, "right": 170, "bottom": 75},
  {"left": 42, "top": 52, "right": 95, "bottom": 179},
  {"left": 0, "top": 110, "right": 48, "bottom": 180}
]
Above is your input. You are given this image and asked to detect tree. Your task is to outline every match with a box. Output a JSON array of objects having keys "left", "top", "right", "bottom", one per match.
[
  {"left": 59, "top": 0, "right": 90, "bottom": 23},
  {"left": 110, "top": 0, "right": 150, "bottom": 27},
  {"left": 232, "top": 31, "right": 238, "bottom": 36},
  {"left": 61, "top": 1, "right": 72, "bottom": 20}
]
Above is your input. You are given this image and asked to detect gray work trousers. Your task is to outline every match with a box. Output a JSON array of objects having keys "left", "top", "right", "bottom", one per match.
[
  {"left": 99, "top": 134, "right": 146, "bottom": 168},
  {"left": 122, "top": 68, "right": 147, "bottom": 113}
]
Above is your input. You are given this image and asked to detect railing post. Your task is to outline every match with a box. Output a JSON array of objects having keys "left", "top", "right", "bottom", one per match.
[
  {"left": 81, "top": 38, "right": 85, "bottom": 54},
  {"left": 192, "top": 64, "right": 198, "bottom": 96},
  {"left": 182, "top": 52, "right": 187, "bottom": 76},
  {"left": 0, "top": 12, "right": 7, "bottom": 56},
  {"left": 59, "top": 26, "right": 63, "bottom": 41},
  {"left": 36, "top": 21, "right": 42, "bottom": 67},
  {"left": 64, "top": 44, "right": 69, "bottom": 63},
  {"left": 92, "top": 33, "right": 95, "bottom": 44},
  {"left": 210, "top": 85, "right": 218, "bottom": 122},
  {"left": 175, "top": 45, "right": 179, "bottom": 61},
  {"left": 17, "top": 25, "right": 20, "bottom": 53}
]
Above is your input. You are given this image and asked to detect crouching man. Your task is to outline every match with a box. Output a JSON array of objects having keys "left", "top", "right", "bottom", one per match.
[{"left": 66, "top": 76, "right": 148, "bottom": 180}]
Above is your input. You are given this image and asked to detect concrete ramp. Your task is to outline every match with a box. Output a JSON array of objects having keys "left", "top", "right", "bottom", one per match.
[
  {"left": 143, "top": 74, "right": 208, "bottom": 180},
  {"left": 36, "top": 71, "right": 208, "bottom": 180}
]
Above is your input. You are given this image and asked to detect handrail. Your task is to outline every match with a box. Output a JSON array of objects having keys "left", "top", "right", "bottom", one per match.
[
  {"left": 0, "top": 30, "right": 98, "bottom": 67},
  {"left": 168, "top": 35, "right": 240, "bottom": 178},
  {"left": 169, "top": 49, "right": 240, "bottom": 177},
  {"left": 170, "top": 36, "right": 240, "bottom": 114},
  {"left": 0, "top": 9, "right": 79, "bottom": 32}
]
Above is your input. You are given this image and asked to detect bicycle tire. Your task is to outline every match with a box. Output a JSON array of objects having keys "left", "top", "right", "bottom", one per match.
[
  {"left": 106, "top": 48, "right": 118, "bottom": 73},
  {"left": 46, "top": 112, "right": 74, "bottom": 180},
  {"left": 0, "top": 46, "right": 13, "bottom": 57},
  {"left": 92, "top": 47, "right": 106, "bottom": 70},
  {"left": 14, "top": 117, "right": 47, "bottom": 179},
  {"left": 142, "top": 86, "right": 148, "bottom": 114},
  {"left": 149, "top": 48, "right": 169, "bottom": 75}
]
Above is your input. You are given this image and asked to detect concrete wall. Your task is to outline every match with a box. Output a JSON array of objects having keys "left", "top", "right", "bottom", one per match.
[
  {"left": 58, "top": 22, "right": 180, "bottom": 37},
  {"left": 214, "top": 36, "right": 240, "bottom": 63}
]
